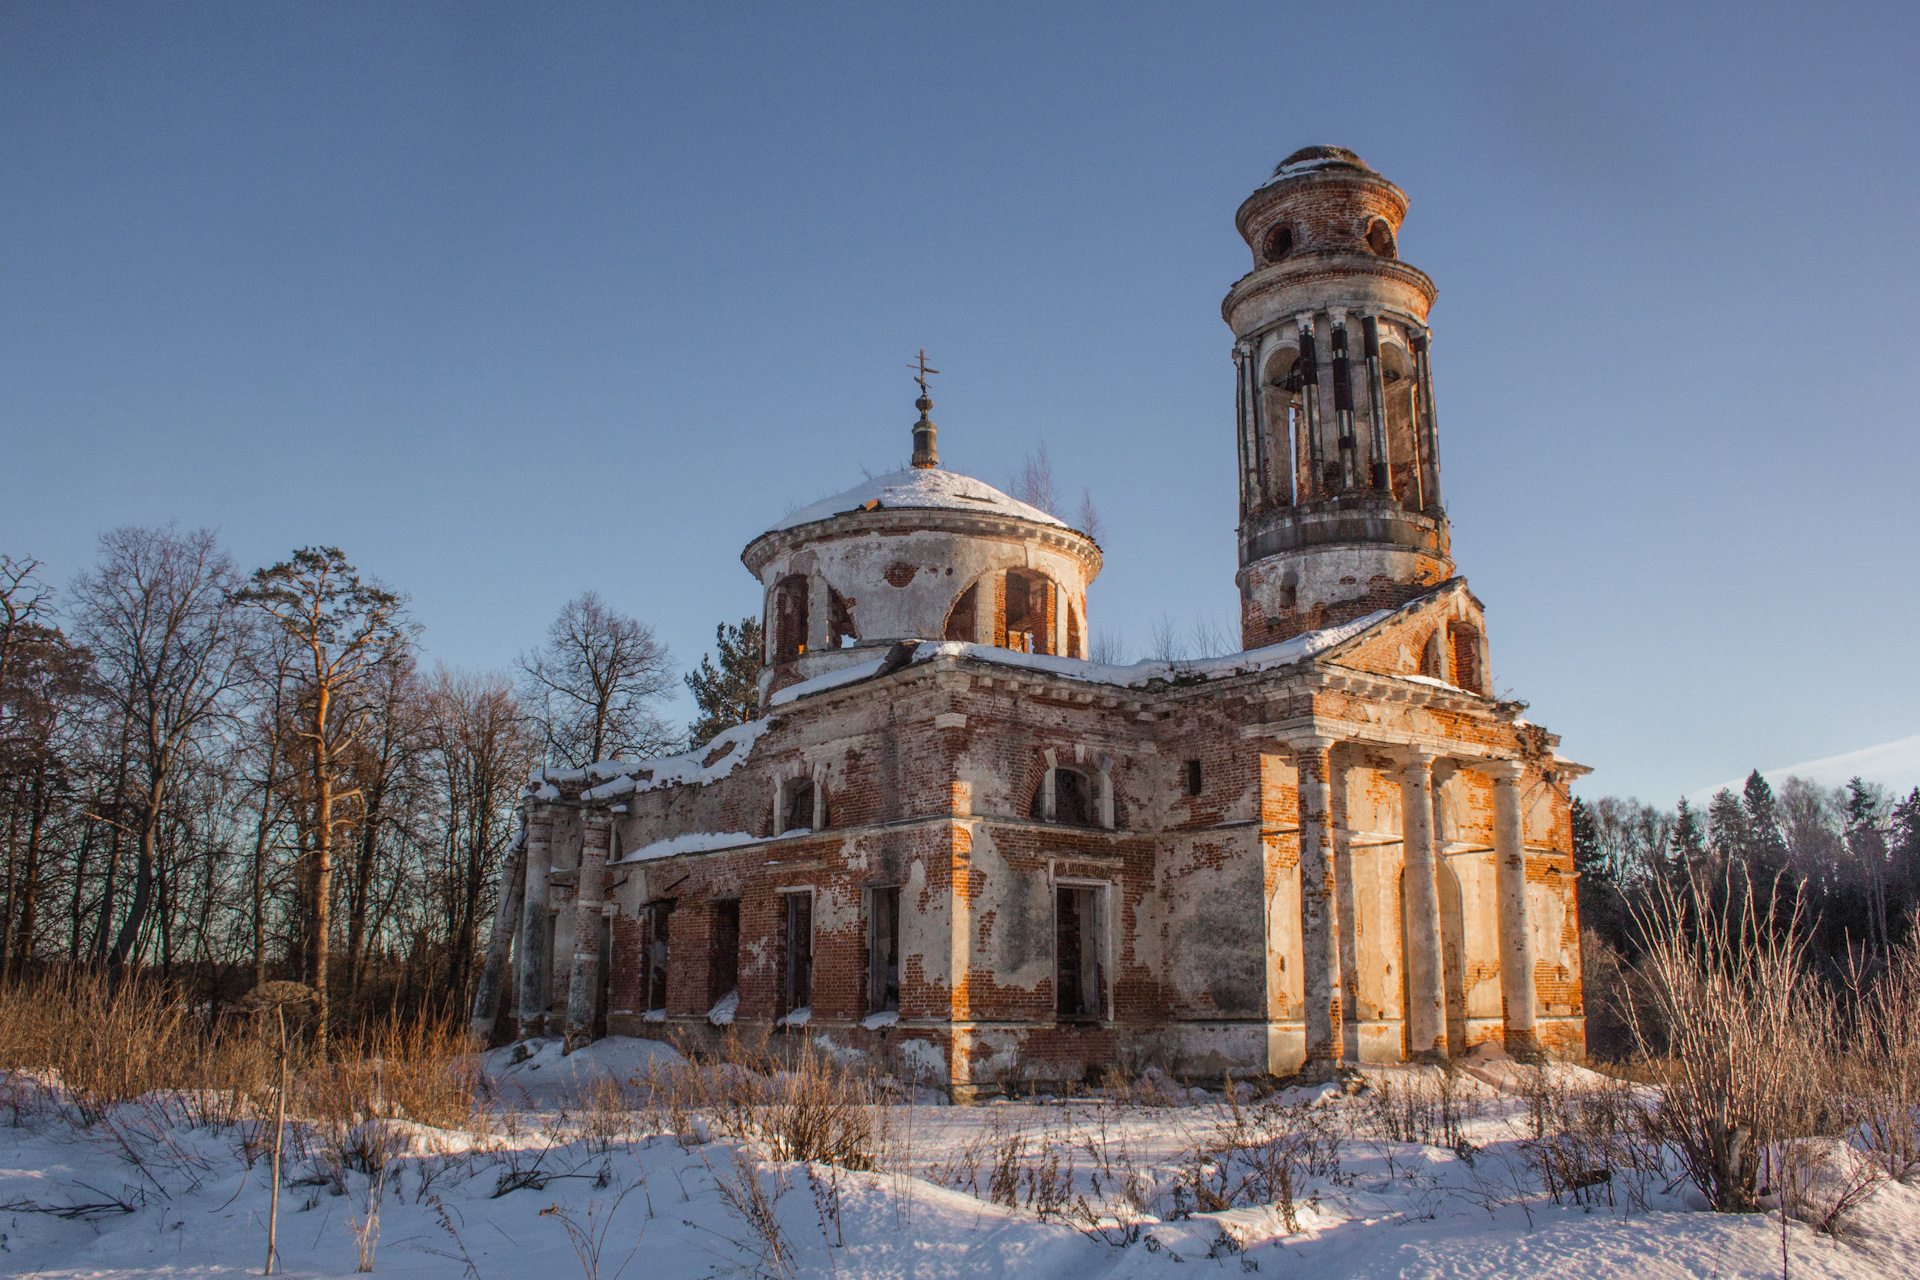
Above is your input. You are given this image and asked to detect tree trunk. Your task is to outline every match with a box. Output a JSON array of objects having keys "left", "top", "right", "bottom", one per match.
[
  {"left": 107, "top": 776, "right": 166, "bottom": 972},
  {"left": 251, "top": 727, "right": 282, "bottom": 990},
  {"left": 312, "top": 689, "right": 333, "bottom": 1055},
  {"left": 12, "top": 774, "right": 48, "bottom": 977}
]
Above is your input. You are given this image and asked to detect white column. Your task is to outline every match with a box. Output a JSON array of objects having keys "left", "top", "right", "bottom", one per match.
[
  {"left": 516, "top": 802, "right": 556, "bottom": 1040},
  {"left": 806, "top": 574, "right": 830, "bottom": 653},
  {"left": 1399, "top": 753, "right": 1448, "bottom": 1059},
  {"left": 974, "top": 574, "right": 997, "bottom": 646},
  {"left": 1293, "top": 736, "right": 1342, "bottom": 1077},
  {"left": 1486, "top": 760, "right": 1540, "bottom": 1058},
  {"left": 563, "top": 809, "right": 611, "bottom": 1050}
]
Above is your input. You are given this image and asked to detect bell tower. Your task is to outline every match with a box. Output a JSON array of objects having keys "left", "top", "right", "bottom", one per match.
[{"left": 1223, "top": 146, "right": 1452, "bottom": 649}]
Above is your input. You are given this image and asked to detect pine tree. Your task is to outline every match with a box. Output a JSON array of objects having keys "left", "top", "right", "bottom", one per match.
[
  {"left": 1741, "top": 769, "right": 1792, "bottom": 886},
  {"left": 1671, "top": 795, "right": 1707, "bottom": 881},
  {"left": 685, "top": 617, "right": 765, "bottom": 748},
  {"left": 1571, "top": 796, "right": 1601, "bottom": 877},
  {"left": 1707, "top": 788, "right": 1747, "bottom": 867},
  {"left": 1843, "top": 776, "right": 1891, "bottom": 954}
]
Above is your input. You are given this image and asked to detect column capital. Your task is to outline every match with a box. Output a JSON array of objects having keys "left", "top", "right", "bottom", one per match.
[
  {"left": 1481, "top": 759, "right": 1527, "bottom": 783},
  {"left": 1392, "top": 746, "right": 1441, "bottom": 773},
  {"left": 1282, "top": 732, "right": 1340, "bottom": 755}
]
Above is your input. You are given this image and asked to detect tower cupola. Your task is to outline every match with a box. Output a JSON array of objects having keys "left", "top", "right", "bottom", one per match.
[{"left": 1223, "top": 147, "right": 1452, "bottom": 648}]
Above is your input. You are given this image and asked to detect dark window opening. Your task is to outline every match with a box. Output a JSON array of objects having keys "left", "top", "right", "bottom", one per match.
[
  {"left": 773, "top": 576, "right": 810, "bottom": 663},
  {"left": 828, "top": 587, "right": 858, "bottom": 649},
  {"left": 1055, "top": 885, "right": 1105, "bottom": 1021},
  {"left": 779, "top": 892, "right": 813, "bottom": 1018},
  {"left": 944, "top": 583, "right": 977, "bottom": 642},
  {"left": 1366, "top": 218, "right": 1396, "bottom": 259},
  {"left": 708, "top": 900, "right": 740, "bottom": 1008},
  {"left": 645, "top": 901, "right": 674, "bottom": 1015},
  {"left": 1031, "top": 767, "right": 1097, "bottom": 826},
  {"left": 1186, "top": 760, "right": 1203, "bottom": 796},
  {"left": 1066, "top": 603, "right": 1082, "bottom": 658},
  {"left": 1263, "top": 224, "right": 1294, "bottom": 263},
  {"left": 782, "top": 777, "right": 815, "bottom": 833},
  {"left": 868, "top": 886, "right": 901, "bottom": 1014}
]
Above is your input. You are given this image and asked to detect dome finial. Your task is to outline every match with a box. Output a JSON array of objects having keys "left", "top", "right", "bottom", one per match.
[{"left": 909, "top": 348, "right": 940, "bottom": 469}]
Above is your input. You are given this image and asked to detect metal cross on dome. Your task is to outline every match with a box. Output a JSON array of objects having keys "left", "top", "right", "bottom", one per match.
[{"left": 909, "top": 349, "right": 939, "bottom": 397}]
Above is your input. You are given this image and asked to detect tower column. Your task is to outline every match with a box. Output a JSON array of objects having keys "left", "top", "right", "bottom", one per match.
[
  {"left": 1296, "top": 314, "right": 1324, "bottom": 501},
  {"left": 1362, "top": 314, "right": 1393, "bottom": 492},
  {"left": 1485, "top": 760, "right": 1542, "bottom": 1059},
  {"left": 516, "top": 801, "right": 557, "bottom": 1039},
  {"left": 1411, "top": 329, "right": 1443, "bottom": 511},
  {"left": 806, "top": 574, "right": 829, "bottom": 653},
  {"left": 1291, "top": 735, "right": 1343, "bottom": 1078},
  {"left": 1330, "top": 313, "right": 1359, "bottom": 491},
  {"left": 1398, "top": 752, "right": 1448, "bottom": 1060},
  {"left": 1234, "top": 344, "right": 1254, "bottom": 517}
]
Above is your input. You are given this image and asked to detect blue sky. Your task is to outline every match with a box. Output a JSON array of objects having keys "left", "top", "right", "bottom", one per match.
[{"left": 2, "top": 3, "right": 1915, "bottom": 802}]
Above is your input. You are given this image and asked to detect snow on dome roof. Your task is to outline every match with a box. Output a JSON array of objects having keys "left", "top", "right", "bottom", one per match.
[
  {"left": 1268, "top": 145, "right": 1375, "bottom": 182},
  {"left": 766, "top": 467, "right": 1068, "bottom": 534}
]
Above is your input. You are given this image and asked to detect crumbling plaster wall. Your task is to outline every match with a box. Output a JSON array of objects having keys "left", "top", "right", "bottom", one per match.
[{"left": 756, "top": 526, "right": 1089, "bottom": 655}]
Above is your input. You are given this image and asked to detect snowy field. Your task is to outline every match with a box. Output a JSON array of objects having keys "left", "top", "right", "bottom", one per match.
[{"left": 3, "top": 1037, "right": 1917, "bottom": 1279}]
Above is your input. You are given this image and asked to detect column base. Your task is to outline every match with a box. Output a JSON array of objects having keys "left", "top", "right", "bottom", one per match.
[{"left": 1503, "top": 1029, "right": 1547, "bottom": 1064}]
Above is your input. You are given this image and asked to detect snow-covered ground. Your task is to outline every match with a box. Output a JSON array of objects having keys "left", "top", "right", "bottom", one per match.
[{"left": 3, "top": 1039, "right": 1916, "bottom": 1279}]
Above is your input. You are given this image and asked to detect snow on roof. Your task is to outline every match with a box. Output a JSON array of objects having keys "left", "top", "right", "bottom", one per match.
[
  {"left": 910, "top": 611, "right": 1389, "bottom": 688},
  {"left": 533, "top": 716, "right": 774, "bottom": 801},
  {"left": 612, "top": 829, "right": 762, "bottom": 865},
  {"left": 767, "top": 611, "right": 1393, "bottom": 708},
  {"left": 766, "top": 468, "right": 1068, "bottom": 534},
  {"left": 1265, "top": 145, "right": 1374, "bottom": 185}
]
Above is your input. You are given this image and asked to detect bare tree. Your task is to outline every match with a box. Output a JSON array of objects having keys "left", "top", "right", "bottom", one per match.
[
  {"left": 1145, "top": 611, "right": 1188, "bottom": 663},
  {"left": 1076, "top": 488, "right": 1104, "bottom": 545},
  {"left": 69, "top": 526, "right": 244, "bottom": 972},
  {"left": 518, "top": 592, "right": 675, "bottom": 767},
  {"left": 1010, "top": 443, "right": 1059, "bottom": 516},
  {"left": 423, "top": 668, "right": 535, "bottom": 1017},
  {"left": 235, "top": 548, "right": 408, "bottom": 1049}
]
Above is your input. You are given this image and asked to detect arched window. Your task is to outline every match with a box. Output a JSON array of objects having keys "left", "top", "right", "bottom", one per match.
[
  {"left": 1031, "top": 767, "right": 1097, "bottom": 827},
  {"left": 1366, "top": 218, "right": 1396, "bottom": 259},
  {"left": 1262, "top": 347, "right": 1306, "bottom": 505},
  {"left": 1449, "top": 622, "right": 1482, "bottom": 695},
  {"left": 944, "top": 582, "right": 978, "bottom": 642},
  {"left": 828, "top": 586, "right": 857, "bottom": 649},
  {"left": 1380, "top": 341, "right": 1422, "bottom": 510},
  {"left": 1263, "top": 223, "right": 1294, "bottom": 263},
  {"left": 781, "top": 776, "right": 819, "bottom": 834},
  {"left": 772, "top": 575, "right": 809, "bottom": 664}
]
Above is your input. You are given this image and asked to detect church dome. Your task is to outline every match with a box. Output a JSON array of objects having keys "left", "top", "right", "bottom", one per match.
[
  {"left": 740, "top": 387, "right": 1100, "bottom": 707},
  {"left": 1267, "top": 145, "right": 1375, "bottom": 182},
  {"left": 766, "top": 467, "right": 1065, "bottom": 535}
]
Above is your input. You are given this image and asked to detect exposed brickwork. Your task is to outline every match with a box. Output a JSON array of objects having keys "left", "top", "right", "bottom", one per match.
[{"left": 508, "top": 147, "right": 1587, "bottom": 1090}]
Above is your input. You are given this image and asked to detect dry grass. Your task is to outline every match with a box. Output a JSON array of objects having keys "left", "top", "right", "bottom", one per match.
[{"left": 0, "top": 969, "right": 480, "bottom": 1132}]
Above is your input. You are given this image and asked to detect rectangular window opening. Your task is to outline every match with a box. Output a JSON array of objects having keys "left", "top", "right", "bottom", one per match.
[
  {"left": 868, "top": 886, "right": 901, "bottom": 1015},
  {"left": 1055, "top": 884, "right": 1106, "bottom": 1022},
  {"left": 779, "top": 891, "right": 813, "bottom": 1020},
  {"left": 1186, "top": 759, "right": 1203, "bottom": 796},
  {"left": 708, "top": 899, "right": 741, "bottom": 1012},
  {"left": 645, "top": 901, "right": 674, "bottom": 1017}
]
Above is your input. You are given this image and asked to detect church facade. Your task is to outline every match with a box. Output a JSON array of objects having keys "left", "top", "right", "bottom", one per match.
[{"left": 476, "top": 147, "right": 1587, "bottom": 1093}]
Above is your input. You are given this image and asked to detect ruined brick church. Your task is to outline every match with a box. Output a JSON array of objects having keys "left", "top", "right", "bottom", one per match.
[{"left": 474, "top": 146, "right": 1587, "bottom": 1093}]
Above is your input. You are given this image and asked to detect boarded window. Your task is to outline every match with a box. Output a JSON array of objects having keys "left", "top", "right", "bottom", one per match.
[
  {"left": 773, "top": 576, "right": 810, "bottom": 663},
  {"left": 645, "top": 901, "right": 674, "bottom": 1015},
  {"left": 868, "top": 886, "right": 901, "bottom": 1014},
  {"left": 1055, "top": 885, "right": 1105, "bottom": 1021},
  {"left": 779, "top": 892, "right": 813, "bottom": 1018},
  {"left": 708, "top": 900, "right": 740, "bottom": 1007}
]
